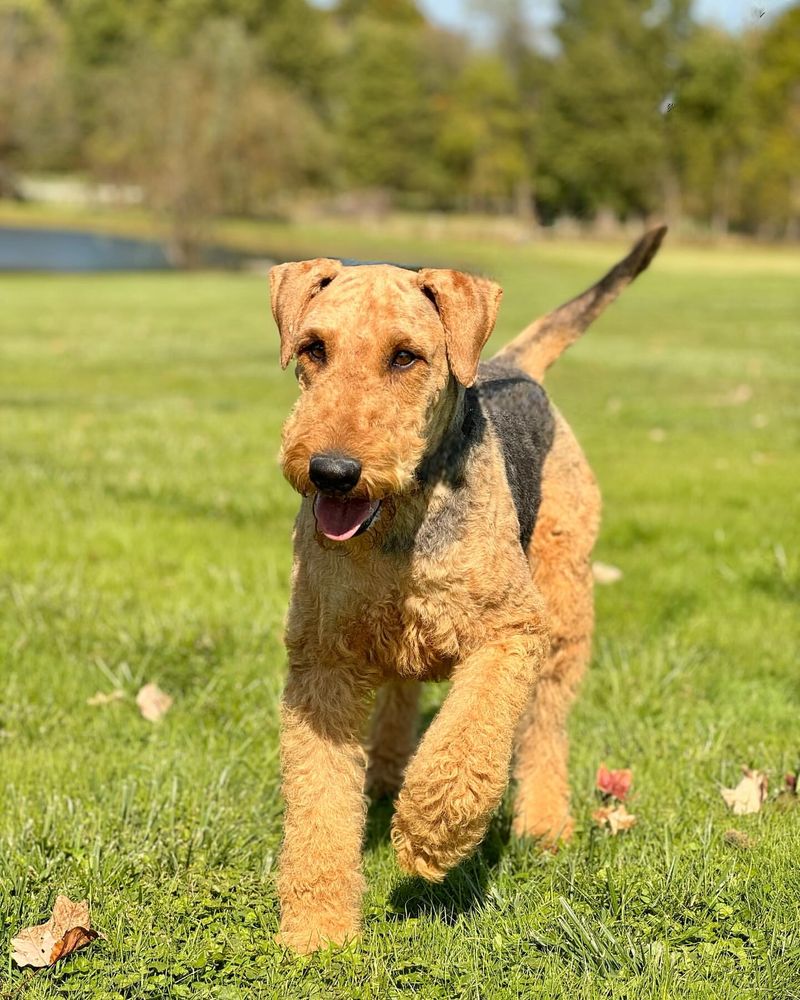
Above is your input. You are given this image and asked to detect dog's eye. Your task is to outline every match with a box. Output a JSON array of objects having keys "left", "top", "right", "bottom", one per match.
[
  {"left": 391, "top": 350, "right": 417, "bottom": 369},
  {"left": 301, "top": 341, "right": 326, "bottom": 363}
]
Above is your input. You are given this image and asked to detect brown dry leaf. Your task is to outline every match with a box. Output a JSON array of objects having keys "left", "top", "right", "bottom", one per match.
[
  {"left": 592, "top": 562, "right": 623, "bottom": 585},
  {"left": 11, "top": 896, "right": 101, "bottom": 969},
  {"left": 727, "top": 383, "right": 753, "bottom": 405},
  {"left": 592, "top": 803, "right": 637, "bottom": 835},
  {"left": 86, "top": 689, "right": 125, "bottom": 707},
  {"left": 49, "top": 926, "right": 100, "bottom": 964},
  {"left": 136, "top": 682, "right": 173, "bottom": 722},
  {"left": 775, "top": 771, "right": 798, "bottom": 811},
  {"left": 710, "top": 383, "right": 753, "bottom": 407},
  {"left": 721, "top": 767, "right": 768, "bottom": 815},
  {"left": 723, "top": 829, "right": 753, "bottom": 849}
]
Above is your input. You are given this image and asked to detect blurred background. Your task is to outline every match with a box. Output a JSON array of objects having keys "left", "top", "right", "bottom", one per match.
[{"left": 0, "top": 0, "right": 798, "bottom": 267}]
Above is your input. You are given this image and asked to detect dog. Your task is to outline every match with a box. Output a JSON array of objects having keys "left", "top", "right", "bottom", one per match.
[{"left": 269, "top": 227, "right": 666, "bottom": 953}]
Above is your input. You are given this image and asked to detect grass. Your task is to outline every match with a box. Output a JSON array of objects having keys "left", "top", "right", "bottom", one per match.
[{"left": 1, "top": 225, "right": 799, "bottom": 998}]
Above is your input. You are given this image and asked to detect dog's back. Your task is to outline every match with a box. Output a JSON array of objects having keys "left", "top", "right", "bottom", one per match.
[{"left": 476, "top": 358, "right": 555, "bottom": 549}]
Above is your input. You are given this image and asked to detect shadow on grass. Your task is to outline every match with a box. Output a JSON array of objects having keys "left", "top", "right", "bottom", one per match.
[{"left": 389, "top": 814, "right": 510, "bottom": 923}]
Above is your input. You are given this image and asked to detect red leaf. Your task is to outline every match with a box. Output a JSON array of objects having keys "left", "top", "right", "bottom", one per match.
[{"left": 596, "top": 763, "right": 633, "bottom": 801}]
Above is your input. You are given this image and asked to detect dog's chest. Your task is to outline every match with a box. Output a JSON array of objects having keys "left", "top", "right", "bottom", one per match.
[
  {"left": 342, "top": 549, "right": 513, "bottom": 679},
  {"left": 319, "top": 566, "right": 472, "bottom": 680}
]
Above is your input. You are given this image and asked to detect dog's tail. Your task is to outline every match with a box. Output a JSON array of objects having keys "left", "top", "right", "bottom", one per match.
[{"left": 495, "top": 226, "right": 667, "bottom": 382}]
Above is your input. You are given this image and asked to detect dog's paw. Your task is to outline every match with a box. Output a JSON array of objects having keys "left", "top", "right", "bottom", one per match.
[
  {"left": 391, "top": 790, "right": 490, "bottom": 882},
  {"left": 391, "top": 815, "right": 449, "bottom": 882}
]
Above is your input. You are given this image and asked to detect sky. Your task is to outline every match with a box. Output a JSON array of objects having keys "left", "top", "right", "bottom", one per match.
[
  {"left": 413, "top": 0, "right": 794, "bottom": 34},
  {"left": 314, "top": 0, "right": 796, "bottom": 36}
]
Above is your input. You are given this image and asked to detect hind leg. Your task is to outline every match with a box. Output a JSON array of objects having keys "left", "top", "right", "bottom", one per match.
[
  {"left": 513, "top": 414, "right": 599, "bottom": 846},
  {"left": 512, "top": 628, "right": 591, "bottom": 845},
  {"left": 366, "top": 680, "right": 420, "bottom": 798}
]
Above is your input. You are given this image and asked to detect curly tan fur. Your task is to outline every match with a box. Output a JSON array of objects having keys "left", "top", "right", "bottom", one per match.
[{"left": 270, "top": 229, "right": 665, "bottom": 953}]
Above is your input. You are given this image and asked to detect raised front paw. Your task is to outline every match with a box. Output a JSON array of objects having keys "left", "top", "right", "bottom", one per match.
[{"left": 391, "top": 772, "right": 499, "bottom": 881}]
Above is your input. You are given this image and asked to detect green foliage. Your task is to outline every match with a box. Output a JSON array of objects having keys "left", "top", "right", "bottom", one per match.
[
  {"left": 0, "top": 1, "right": 77, "bottom": 171},
  {"left": 1, "top": 229, "right": 799, "bottom": 996},
  {"left": 336, "top": 14, "right": 443, "bottom": 197},
  {"left": 537, "top": 0, "right": 690, "bottom": 219},
  {"left": 87, "top": 19, "right": 330, "bottom": 260},
  {"left": 741, "top": 7, "right": 800, "bottom": 237},
  {"left": 336, "top": 0, "right": 425, "bottom": 27},
  {"left": 671, "top": 26, "right": 755, "bottom": 232},
  {"left": 438, "top": 55, "right": 528, "bottom": 208}
]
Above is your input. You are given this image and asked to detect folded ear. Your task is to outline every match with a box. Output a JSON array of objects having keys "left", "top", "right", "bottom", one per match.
[
  {"left": 417, "top": 269, "right": 503, "bottom": 386},
  {"left": 269, "top": 258, "right": 343, "bottom": 368}
]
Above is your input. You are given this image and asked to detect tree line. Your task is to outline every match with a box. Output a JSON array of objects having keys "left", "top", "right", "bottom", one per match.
[{"left": 1, "top": 0, "right": 798, "bottom": 246}]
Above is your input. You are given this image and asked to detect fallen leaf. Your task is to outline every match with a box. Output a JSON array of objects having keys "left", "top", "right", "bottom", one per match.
[
  {"left": 723, "top": 829, "right": 753, "bottom": 849},
  {"left": 712, "top": 383, "right": 753, "bottom": 407},
  {"left": 136, "top": 682, "right": 173, "bottom": 722},
  {"left": 596, "top": 763, "right": 633, "bottom": 801},
  {"left": 728, "top": 383, "right": 753, "bottom": 405},
  {"left": 776, "top": 770, "right": 799, "bottom": 811},
  {"left": 592, "top": 562, "right": 623, "bottom": 585},
  {"left": 721, "top": 767, "right": 768, "bottom": 815},
  {"left": 49, "top": 926, "right": 100, "bottom": 964},
  {"left": 11, "top": 896, "right": 101, "bottom": 969},
  {"left": 87, "top": 689, "right": 125, "bottom": 707},
  {"left": 592, "top": 804, "right": 637, "bottom": 835}
]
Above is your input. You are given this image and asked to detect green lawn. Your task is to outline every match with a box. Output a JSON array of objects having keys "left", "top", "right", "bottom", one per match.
[{"left": 1, "top": 230, "right": 799, "bottom": 998}]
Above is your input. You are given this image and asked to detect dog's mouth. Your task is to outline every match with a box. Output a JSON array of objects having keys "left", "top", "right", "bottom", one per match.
[{"left": 313, "top": 494, "right": 382, "bottom": 542}]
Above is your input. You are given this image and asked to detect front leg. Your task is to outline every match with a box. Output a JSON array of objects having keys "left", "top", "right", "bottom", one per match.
[
  {"left": 391, "top": 626, "right": 548, "bottom": 881},
  {"left": 277, "top": 662, "right": 372, "bottom": 953}
]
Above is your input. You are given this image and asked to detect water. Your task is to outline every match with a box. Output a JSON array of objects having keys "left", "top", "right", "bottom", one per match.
[{"left": 0, "top": 225, "right": 257, "bottom": 272}]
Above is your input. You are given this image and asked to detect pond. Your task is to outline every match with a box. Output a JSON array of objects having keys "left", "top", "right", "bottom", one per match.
[{"left": 0, "top": 225, "right": 258, "bottom": 272}]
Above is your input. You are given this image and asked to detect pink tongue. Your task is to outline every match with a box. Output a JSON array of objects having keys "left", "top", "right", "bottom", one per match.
[{"left": 314, "top": 495, "right": 378, "bottom": 541}]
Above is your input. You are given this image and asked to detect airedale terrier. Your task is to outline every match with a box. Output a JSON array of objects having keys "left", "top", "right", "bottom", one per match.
[{"left": 269, "top": 227, "right": 666, "bottom": 954}]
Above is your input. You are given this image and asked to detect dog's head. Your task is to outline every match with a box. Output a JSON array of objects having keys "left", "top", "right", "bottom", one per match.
[{"left": 270, "top": 260, "right": 501, "bottom": 542}]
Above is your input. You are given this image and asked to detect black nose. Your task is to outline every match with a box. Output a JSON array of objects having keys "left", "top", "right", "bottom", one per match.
[{"left": 308, "top": 453, "right": 362, "bottom": 493}]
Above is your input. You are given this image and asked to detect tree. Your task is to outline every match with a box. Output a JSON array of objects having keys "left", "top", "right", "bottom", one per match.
[
  {"left": 0, "top": 0, "right": 77, "bottom": 186},
  {"left": 537, "top": 0, "right": 691, "bottom": 222},
  {"left": 438, "top": 55, "right": 528, "bottom": 211},
  {"left": 670, "top": 27, "right": 754, "bottom": 235},
  {"left": 741, "top": 7, "right": 800, "bottom": 238},
  {"left": 89, "top": 20, "right": 330, "bottom": 260},
  {"left": 336, "top": 0, "right": 424, "bottom": 27},
  {"left": 336, "top": 13, "right": 443, "bottom": 200},
  {"left": 466, "top": 0, "right": 548, "bottom": 220}
]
